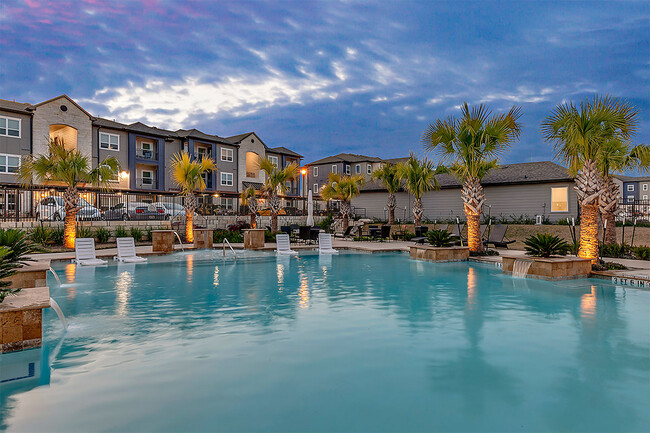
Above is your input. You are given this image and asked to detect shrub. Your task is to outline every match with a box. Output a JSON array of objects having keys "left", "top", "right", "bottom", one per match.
[
  {"left": 145, "top": 226, "right": 153, "bottom": 242},
  {"left": 213, "top": 229, "right": 243, "bottom": 243},
  {"left": 0, "top": 248, "right": 21, "bottom": 303},
  {"left": 524, "top": 233, "right": 570, "bottom": 258},
  {"left": 227, "top": 220, "right": 251, "bottom": 232},
  {"left": 319, "top": 214, "right": 334, "bottom": 231},
  {"left": 426, "top": 229, "right": 453, "bottom": 247},
  {"left": 51, "top": 227, "right": 65, "bottom": 245},
  {"left": 31, "top": 223, "right": 53, "bottom": 246},
  {"left": 76, "top": 225, "right": 93, "bottom": 239},
  {"left": 265, "top": 230, "right": 276, "bottom": 243},
  {"left": 95, "top": 226, "right": 111, "bottom": 244},
  {"left": 114, "top": 226, "right": 128, "bottom": 238},
  {"left": 592, "top": 259, "right": 628, "bottom": 271},
  {"left": 470, "top": 249, "right": 500, "bottom": 257},
  {"left": 129, "top": 227, "right": 144, "bottom": 242},
  {"left": 600, "top": 243, "right": 633, "bottom": 259},
  {"left": 633, "top": 246, "right": 650, "bottom": 261},
  {"left": 0, "top": 229, "right": 39, "bottom": 264}
]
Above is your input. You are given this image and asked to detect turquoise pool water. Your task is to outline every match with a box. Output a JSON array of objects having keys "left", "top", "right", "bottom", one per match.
[{"left": 1, "top": 251, "right": 649, "bottom": 432}]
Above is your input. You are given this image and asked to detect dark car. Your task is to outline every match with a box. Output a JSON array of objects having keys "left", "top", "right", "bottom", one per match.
[{"left": 103, "top": 202, "right": 167, "bottom": 221}]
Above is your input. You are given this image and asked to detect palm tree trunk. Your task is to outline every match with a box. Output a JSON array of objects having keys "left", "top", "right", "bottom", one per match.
[
  {"left": 341, "top": 200, "right": 351, "bottom": 230},
  {"left": 465, "top": 206, "right": 483, "bottom": 252},
  {"left": 271, "top": 213, "right": 278, "bottom": 233},
  {"left": 599, "top": 176, "right": 618, "bottom": 245},
  {"left": 579, "top": 203, "right": 599, "bottom": 261},
  {"left": 603, "top": 212, "right": 617, "bottom": 245},
  {"left": 64, "top": 210, "right": 77, "bottom": 249},
  {"left": 412, "top": 198, "right": 423, "bottom": 226},
  {"left": 185, "top": 209, "right": 194, "bottom": 243},
  {"left": 462, "top": 177, "right": 485, "bottom": 253},
  {"left": 250, "top": 213, "right": 257, "bottom": 229},
  {"left": 387, "top": 193, "right": 396, "bottom": 225},
  {"left": 269, "top": 193, "right": 280, "bottom": 232}
]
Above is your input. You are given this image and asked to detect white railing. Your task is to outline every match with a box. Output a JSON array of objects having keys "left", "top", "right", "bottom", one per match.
[{"left": 223, "top": 239, "right": 237, "bottom": 260}]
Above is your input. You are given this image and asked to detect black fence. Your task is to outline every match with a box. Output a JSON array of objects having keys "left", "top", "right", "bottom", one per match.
[{"left": 618, "top": 199, "right": 650, "bottom": 222}]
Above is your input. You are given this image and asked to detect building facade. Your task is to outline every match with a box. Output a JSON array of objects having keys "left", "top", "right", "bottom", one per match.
[{"left": 304, "top": 153, "right": 383, "bottom": 197}]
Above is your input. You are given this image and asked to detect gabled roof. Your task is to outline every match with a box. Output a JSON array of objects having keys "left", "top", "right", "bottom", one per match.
[
  {"left": 226, "top": 132, "right": 256, "bottom": 144},
  {"left": 176, "top": 129, "right": 236, "bottom": 145},
  {"left": 128, "top": 121, "right": 177, "bottom": 138},
  {"left": 92, "top": 117, "right": 130, "bottom": 130},
  {"left": 266, "top": 146, "right": 302, "bottom": 158},
  {"left": 34, "top": 94, "right": 93, "bottom": 119},
  {"left": 614, "top": 174, "right": 650, "bottom": 182},
  {"left": 362, "top": 161, "right": 573, "bottom": 191},
  {"left": 0, "top": 99, "right": 35, "bottom": 114},
  {"left": 307, "top": 153, "right": 383, "bottom": 165}
]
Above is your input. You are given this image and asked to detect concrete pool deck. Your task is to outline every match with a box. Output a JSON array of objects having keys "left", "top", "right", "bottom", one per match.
[{"left": 24, "top": 239, "right": 650, "bottom": 283}]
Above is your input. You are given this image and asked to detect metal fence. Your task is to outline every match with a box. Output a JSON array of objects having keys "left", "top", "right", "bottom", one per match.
[{"left": 618, "top": 199, "right": 650, "bottom": 222}]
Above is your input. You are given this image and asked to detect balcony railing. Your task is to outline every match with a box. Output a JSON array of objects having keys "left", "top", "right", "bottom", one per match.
[
  {"left": 136, "top": 178, "right": 158, "bottom": 189},
  {"left": 136, "top": 149, "right": 158, "bottom": 160}
]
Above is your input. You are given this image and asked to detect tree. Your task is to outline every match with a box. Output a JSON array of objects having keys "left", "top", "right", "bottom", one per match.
[
  {"left": 422, "top": 103, "right": 522, "bottom": 252},
  {"left": 170, "top": 151, "right": 216, "bottom": 242},
  {"left": 597, "top": 138, "right": 649, "bottom": 244},
  {"left": 258, "top": 158, "right": 299, "bottom": 232},
  {"left": 321, "top": 173, "right": 365, "bottom": 230},
  {"left": 18, "top": 138, "right": 120, "bottom": 248},
  {"left": 542, "top": 95, "right": 638, "bottom": 260},
  {"left": 371, "top": 162, "right": 401, "bottom": 224},
  {"left": 395, "top": 154, "right": 442, "bottom": 227},
  {"left": 240, "top": 186, "right": 259, "bottom": 228}
]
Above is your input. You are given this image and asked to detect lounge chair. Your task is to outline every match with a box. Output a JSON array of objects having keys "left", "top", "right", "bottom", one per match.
[
  {"left": 318, "top": 233, "right": 339, "bottom": 254},
  {"left": 380, "top": 225, "right": 392, "bottom": 240},
  {"left": 334, "top": 226, "right": 353, "bottom": 239},
  {"left": 484, "top": 224, "right": 515, "bottom": 248},
  {"left": 412, "top": 226, "right": 429, "bottom": 244},
  {"left": 73, "top": 238, "right": 108, "bottom": 266},
  {"left": 275, "top": 234, "right": 297, "bottom": 255},
  {"left": 115, "top": 237, "right": 147, "bottom": 263}
]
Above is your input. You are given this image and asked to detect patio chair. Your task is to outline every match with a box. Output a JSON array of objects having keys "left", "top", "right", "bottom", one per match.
[
  {"left": 380, "top": 225, "right": 392, "bottom": 240},
  {"left": 334, "top": 226, "right": 353, "bottom": 239},
  {"left": 73, "top": 238, "right": 108, "bottom": 266},
  {"left": 115, "top": 237, "right": 147, "bottom": 263},
  {"left": 412, "top": 226, "right": 429, "bottom": 244},
  {"left": 280, "top": 225, "right": 292, "bottom": 236},
  {"left": 275, "top": 234, "right": 297, "bottom": 255},
  {"left": 298, "top": 226, "right": 312, "bottom": 243},
  {"left": 484, "top": 224, "right": 515, "bottom": 249},
  {"left": 309, "top": 227, "right": 320, "bottom": 243},
  {"left": 318, "top": 233, "right": 339, "bottom": 254}
]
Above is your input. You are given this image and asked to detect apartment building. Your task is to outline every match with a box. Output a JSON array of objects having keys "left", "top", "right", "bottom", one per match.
[
  {"left": 304, "top": 153, "right": 383, "bottom": 197},
  {"left": 614, "top": 175, "right": 650, "bottom": 202}
]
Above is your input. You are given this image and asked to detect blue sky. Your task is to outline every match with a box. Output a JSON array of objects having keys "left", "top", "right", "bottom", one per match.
[{"left": 1, "top": 0, "right": 648, "bottom": 166}]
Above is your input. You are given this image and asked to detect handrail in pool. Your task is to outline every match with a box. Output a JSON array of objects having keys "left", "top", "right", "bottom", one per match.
[{"left": 223, "top": 239, "right": 238, "bottom": 260}]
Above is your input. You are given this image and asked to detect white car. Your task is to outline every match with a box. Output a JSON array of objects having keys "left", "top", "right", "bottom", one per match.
[{"left": 36, "top": 196, "right": 103, "bottom": 221}]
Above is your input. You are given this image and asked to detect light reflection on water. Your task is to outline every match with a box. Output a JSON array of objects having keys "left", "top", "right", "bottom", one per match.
[{"left": 0, "top": 252, "right": 648, "bottom": 433}]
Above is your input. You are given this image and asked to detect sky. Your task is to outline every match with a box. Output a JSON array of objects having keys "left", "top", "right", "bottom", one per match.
[{"left": 1, "top": 0, "right": 649, "bottom": 167}]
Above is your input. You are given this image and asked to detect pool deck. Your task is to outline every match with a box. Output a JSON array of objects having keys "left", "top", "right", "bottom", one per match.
[{"left": 26, "top": 239, "right": 650, "bottom": 282}]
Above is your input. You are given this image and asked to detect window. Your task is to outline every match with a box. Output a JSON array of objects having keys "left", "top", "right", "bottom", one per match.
[
  {"left": 221, "top": 172, "right": 234, "bottom": 186},
  {"left": 331, "top": 165, "right": 337, "bottom": 174},
  {"left": 355, "top": 164, "right": 361, "bottom": 174},
  {"left": 221, "top": 147, "right": 233, "bottom": 162},
  {"left": 141, "top": 170, "right": 153, "bottom": 185},
  {"left": 99, "top": 132, "right": 119, "bottom": 151},
  {"left": 627, "top": 184, "right": 635, "bottom": 191},
  {"left": 0, "top": 117, "right": 20, "bottom": 138},
  {"left": 367, "top": 164, "right": 372, "bottom": 174},
  {"left": 246, "top": 152, "right": 259, "bottom": 177},
  {"left": 627, "top": 195, "right": 634, "bottom": 202},
  {"left": 643, "top": 195, "right": 648, "bottom": 200},
  {"left": 313, "top": 166, "right": 319, "bottom": 177},
  {"left": 0, "top": 154, "right": 20, "bottom": 174},
  {"left": 551, "top": 187, "right": 568, "bottom": 212},
  {"left": 220, "top": 198, "right": 234, "bottom": 210},
  {"left": 268, "top": 156, "right": 279, "bottom": 167},
  {"left": 643, "top": 184, "right": 648, "bottom": 191},
  {"left": 345, "top": 164, "right": 350, "bottom": 175},
  {"left": 313, "top": 183, "right": 318, "bottom": 194}
]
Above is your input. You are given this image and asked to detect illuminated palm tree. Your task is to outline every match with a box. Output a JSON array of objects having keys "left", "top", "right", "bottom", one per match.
[
  {"left": 18, "top": 138, "right": 120, "bottom": 248},
  {"left": 422, "top": 103, "right": 522, "bottom": 252},
  {"left": 542, "top": 95, "right": 638, "bottom": 260},
  {"left": 240, "top": 186, "right": 259, "bottom": 228},
  {"left": 371, "top": 162, "right": 401, "bottom": 224},
  {"left": 395, "top": 154, "right": 442, "bottom": 227},
  {"left": 258, "top": 158, "right": 299, "bottom": 232},
  {"left": 170, "top": 151, "right": 216, "bottom": 242},
  {"left": 321, "top": 173, "right": 365, "bottom": 230},
  {"left": 597, "top": 138, "right": 649, "bottom": 244}
]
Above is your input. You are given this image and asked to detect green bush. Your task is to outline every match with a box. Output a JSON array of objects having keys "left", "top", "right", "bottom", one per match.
[
  {"left": 114, "top": 226, "right": 128, "bottom": 238},
  {"left": 265, "top": 230, "right": 276, "bottom": 242},
  {"left": 470, "top": 249, "right": 500, "bottom": 257},
  {"left": 600, "top": 243, "right": 633, "bottom": 259},
  {"left": 129, "top": 227, "right": 144, "bottom": 242},
  {"left": 633, "top": 246, "right": 650, "bottom": 261},
  {"left": 145, "top": 226, "right": 153, "bottom": 242},
  {"left": 426, "top": 229, "right": 453, "bottom": 247},
  {"left": 0, "top": 248, "right": 21, "bottom": 303},
  {"left": 51, "top": 227, "right": 65, "bottom": 245},
  {"left": 319, "top": 214, "right": 334, "bottom": 231},
  {"left": 524, "top": 233, "right": 570, "bottom": 258},
  {"left": 76, "top": 225, "right": 93, "bottom": 239},
  {"left": 213, "top": 229, "right": 243, "bottom": 243},
  {"left": 95, "top": 226, "right": 111, "bottom": 244},
  {"left": 0, "top": 229, "right": 39, "bottom": 264},
  {"left": 31, "top": 223, "right": 53, "bottom": 246},
  {"left": 592, "top": 259, "right": 628, "bottom": 271}
]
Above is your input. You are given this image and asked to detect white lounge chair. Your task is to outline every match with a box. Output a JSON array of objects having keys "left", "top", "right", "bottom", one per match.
[
  {"left": 275, "top": 234, "right": 297, "bottom": 255},
  {"left": 318, "top": 233, "right": 339, "bottom": 254},
  {"left": 73, "top": 238, "right": 108, "bottom": 266},
  {"left": 115, "top": 237, "right": 147, "bottom": 263}
]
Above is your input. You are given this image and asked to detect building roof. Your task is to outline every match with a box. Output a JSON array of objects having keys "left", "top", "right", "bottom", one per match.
[
  {"left": 92, "top": 117, "right": 131, "bottom": 130},
  {"left": 362, "top": 161, "right": 573, "bottom": 191},
  {"left": 614, "top": 174, "right": 650, "bottom": 182},
  {"left": 176, "top": 129, "right": 235, "bottom": 145},
  {"left": 127, "top": 122, "right": 177, "bottom": 138},
  {"left": 0, "top": 99, "right": 35, "bottom": 114},
  {"left": 242, "top": 181, "right": 264, "bottom": 190},
  {"left": 266, "top": 146, "right": 303, "bottom": 158},
  {"left": 307, "top": 153, "right": 383, "bottom": 165},
  {"left": 226, "top": 132, "right": 255, "bottom": 144},
  {"left": 34, "top": 94, "right": 93, "bottom": 119}
]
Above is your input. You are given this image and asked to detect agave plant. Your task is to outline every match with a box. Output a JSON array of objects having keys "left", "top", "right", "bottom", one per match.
[
  {"left": 0, "top": 229, "right": 39, "bottom": 303},
  {"left": 524, "top": 233, "right": 570, "bottom": 258},
  {"left": 426, "top": 229, "right": 454, "bottom": 247}
]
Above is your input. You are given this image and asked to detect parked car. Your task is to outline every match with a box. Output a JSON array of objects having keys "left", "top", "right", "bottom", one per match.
[
  {"left": 103, "top": 202, "right": 167, "bottom": 221},
  {"left": 161, "top": 202, "right": 186, "bottom": 219},
  {"left": 36, "top": 196, "right": 102, "bottom": 221}
]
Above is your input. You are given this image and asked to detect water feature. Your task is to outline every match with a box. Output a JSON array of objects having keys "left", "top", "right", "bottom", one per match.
[
  {"left": 172, "top": 231, "right": 185, "bottom": 252},
  {"left": 512, "top": 258, "right": 533, "bottom": 277},
  {"left": 48, "top": 267, "right": 61, "bottom": 286},
  {"left": 48, "top": 297, "right": 67, "bottom": 330}
]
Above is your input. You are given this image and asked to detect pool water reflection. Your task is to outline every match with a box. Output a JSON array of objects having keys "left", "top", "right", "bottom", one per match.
[{"left": 0, "top": 252, "right": 648, "bottom": 432}]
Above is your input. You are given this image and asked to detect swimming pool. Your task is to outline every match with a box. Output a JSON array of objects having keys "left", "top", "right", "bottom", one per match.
[{"left": 1, "top": 251, "right": 648, "bottom": 432}]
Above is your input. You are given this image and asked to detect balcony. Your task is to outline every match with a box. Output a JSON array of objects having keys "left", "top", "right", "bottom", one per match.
[
  {"left": 136, "top": 178, "right": 158, "bottom": 189},
  {"left": 136, "top": 148, "right": 158, "bottom": 160},
  {"left": 194, "top": 153, "right": 212, "bottom": 161}
]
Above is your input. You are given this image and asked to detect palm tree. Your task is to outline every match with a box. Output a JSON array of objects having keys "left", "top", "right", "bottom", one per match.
[
  {"left": 422, "top": 103, "right": 522, "bottom": 253},
  {"left": 321, "top": 173, "right": 365, "bottom": 230},
  {"left": 542, "top": 95, "right": 638, "bottom": 260},
  {"left": 240, "top": 186, "right": 259, "bottom": 228},
  {"left": 170, "top": 151, "right": 216, "bottom": 242},
  {"left": 396, "top": 154, "right": 442, "bottom": 227},
  {"left": 18, "top": 138, "right": 120, "bottom": 248},
  {"left": 371, "top": 162, "right": 401, "bottom": 224},
  {"left": 258, "top": 158, "right": 299, "bottom": 232},
  {"left": 598, "top": 139, "right": 649, "bottom": 244}
]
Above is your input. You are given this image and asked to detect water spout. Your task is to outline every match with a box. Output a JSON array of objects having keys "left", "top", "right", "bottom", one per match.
[
  {"left": 512, "top": 259, "right": 533, "bottom": 278},
  {"left": 49, "top": 297, "right": 68, "bottom": 330},
  {"left": 48, "top": 267, "right": 61, "bottom": 286},
  {"left": 172, "top": 231, "right": 185, "bottom": 252}
]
